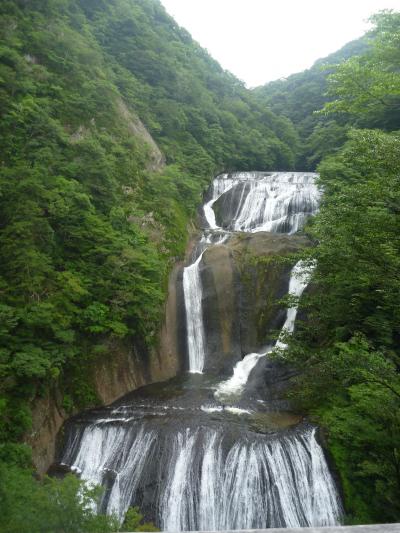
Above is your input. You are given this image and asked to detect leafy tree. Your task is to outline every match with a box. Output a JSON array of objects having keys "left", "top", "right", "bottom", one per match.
[
  {"left": 122, "top": 506, "right": 159, "bottom": 532},
  {"left": 323, "top": 11, "right": 400, "bottom": 123},
  {"left": 0, "top": 467, "right": 119, "bottom": 533}
]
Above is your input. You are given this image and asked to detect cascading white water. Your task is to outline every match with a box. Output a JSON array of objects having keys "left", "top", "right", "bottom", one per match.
[
  {"left": 62, "top": 424, "right": 156, "bottom": 523},
  {"left": 62, "top": 421, "right": 341, "bottom": 530},
  {"left": 226, "top": 172, "right": 321, "bottom": 234},
  {"left": 183, "top": 252, "right": 207, "bottom": 373},
  {"left": 183, "top": 175, "right": 235, "bottom": 373},
  {"left": 215, "top": 259, "right": 314, "bottom": 400},
  {"left": 203, "top": 174, "right": 235, "bottom": 230},
  {"left": 215, "top": 351, "right": 265, "bottom": 400},
  {"left": 59, "top": 171, "right": 343, "bottom": 531},
  {"left": 275, "top": 259, "right": 315, "bottom": 350}
]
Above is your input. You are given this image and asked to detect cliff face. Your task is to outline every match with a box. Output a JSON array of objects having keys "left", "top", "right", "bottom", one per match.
[
  {"left": 116, "top": 98, "right": 166, "bottom": 173},
  {"left": 28, "top": 263, "right": 184, "bottom": 475},
  {"left": 186, "top": 232, "right": 310, "bottom": 374}
]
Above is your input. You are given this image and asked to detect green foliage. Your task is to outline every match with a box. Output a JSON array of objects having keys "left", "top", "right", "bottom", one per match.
[
  {"left": 255, "top": 37, "right": 367, "bottom": 169},
  {"left": 122, "top": 506, "right": 159, "bottom": 532},
  {"left": 278, "top": 128, "right": 400, "bottom": 522},
  {"left": 0, "top": 466, "right": 119, "bottom": 533},
  {"left": 323, "top": 11, "right": 400, "bottom": 124}
]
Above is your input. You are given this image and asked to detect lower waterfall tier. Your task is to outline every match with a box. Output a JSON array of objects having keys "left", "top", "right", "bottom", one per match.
[{"left": 58, "top": 372, "right": 342, "bottom": 530}]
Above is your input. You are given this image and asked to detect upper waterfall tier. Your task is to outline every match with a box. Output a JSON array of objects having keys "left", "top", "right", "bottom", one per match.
[{"left": 208, "top": 171, "right": 320, "bottom": 234}]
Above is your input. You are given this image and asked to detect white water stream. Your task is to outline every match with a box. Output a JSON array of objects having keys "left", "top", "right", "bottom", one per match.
[
  {"left": 62, "top": 422, "right": 341, "bottom": 530},
  {"left": 215, "top": 258, "right": 315, "bottom": 400}
]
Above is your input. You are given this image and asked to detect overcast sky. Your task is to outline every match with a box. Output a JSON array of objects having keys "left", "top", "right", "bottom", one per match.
[{"left": 160, "top": 0, "right": 400, "bottom": 87}]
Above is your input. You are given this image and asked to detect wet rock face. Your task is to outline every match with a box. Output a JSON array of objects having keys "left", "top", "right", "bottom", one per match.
[
  {"left": 213, "top": 181, "right": 251, "bottom": 229},
  {"left": 198, "top": 232, "right": 310, "bottom": 373}
]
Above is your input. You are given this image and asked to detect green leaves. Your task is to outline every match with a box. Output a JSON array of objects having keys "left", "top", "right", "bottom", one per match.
[
  {"left": 0, "top": 467, "right": 119, "bottom": 533},
  {"left": 323, "top": 12, "right": 400, "bottom": 120},
  {"left": 11, "top": 347, "right": 51, "bottom": 379},
  {"left": 122, "top": 506, "right": 159, "bottom": 532}
]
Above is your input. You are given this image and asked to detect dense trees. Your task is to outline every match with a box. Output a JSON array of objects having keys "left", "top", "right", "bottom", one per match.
[
  {"left": 255, "top": 38, "right": 367, "bottom": 169},
  {"left": 0, "top": 466, "right": 118, "bottom": 533},
  {"left": 273, "top": 11, "right": 400, "bottom": 523},
  {"left": 0, "top": 464, "right": 157, "bottom": 532},
  {"left": 323, "top": 11, "right": 400, "bottom": 122}
]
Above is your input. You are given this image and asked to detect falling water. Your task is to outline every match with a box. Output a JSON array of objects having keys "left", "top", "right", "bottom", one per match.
[
  {"left": 59, "top": 171, "right": 343, "bottom": 530},
  {"left": 183, "top": 253, "right": 207, "bottom": 373},
  {"left": 203, "top": 175, "right": 235, "bottom": 230},
  {"left": 275, "top": 259, "right": 315, "bottom": 350},
  {"left": 221, "top": 172, "right": 321, "bottom": 234},
  {"left": 62, "top": 419, "right": 341, "bottom": 530},
  {"left": 183, "top": 175, "right": 235, "bottom": 373},
  {"left": 215, "top": 259, "right": 314, "bottom": 400}
]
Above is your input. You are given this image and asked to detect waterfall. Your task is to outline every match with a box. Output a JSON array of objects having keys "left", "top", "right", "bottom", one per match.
[
  {"left": 183, "top": 174, "right": 234, "bottom": 373},
  {"left": 183, "top": 252, "right": 207, "bottom": 373},
  {"left": 214, "top": 351, "right": 266, "bottom": 400},
  {"left": 275, "top": 259, "right": 315, "bottom": 350},
  {"left": 61, "top": 423, "right": 156, "bottom": 523},
  {"left": 59, "top": 171, "right": 343, "bottom": 531},
  {"left": 203, "top": 174, "right": 234, "bottom": 229},
  {"left": 183, "top": 172, "right": 319, "bottom": 373},
  {"left": 62, "top": 421, "right": 342, "bottom": 530},
  {"left": 228, "top": 172, "right": 321, "bottom": 234}
]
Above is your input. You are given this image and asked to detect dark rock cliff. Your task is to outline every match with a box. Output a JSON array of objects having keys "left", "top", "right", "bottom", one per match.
[{"left": 195, "top": 232, "right": 310, "bottom": 373}]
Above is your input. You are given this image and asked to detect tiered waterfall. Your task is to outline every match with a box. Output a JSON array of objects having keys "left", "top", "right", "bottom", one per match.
[{"left": 59, "top": 172, "right": 342, "bottom": 530}]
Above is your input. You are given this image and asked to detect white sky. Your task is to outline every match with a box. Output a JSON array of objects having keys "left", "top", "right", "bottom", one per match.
[{"left": 160, "top": 0, "right": 400, "bottom": 87}]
